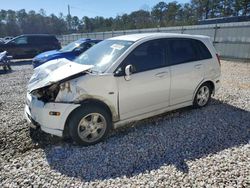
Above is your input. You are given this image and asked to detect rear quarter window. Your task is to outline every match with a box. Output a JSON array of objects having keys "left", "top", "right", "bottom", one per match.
[
  {"left": 39, "top": 36, "right": 58, "bottom": 44},
  {"left": 27, "top": 36, "right": 52, "bottom": 44},
  {"left": 192, "top": 40, "right": 212, "bottom": 60}
]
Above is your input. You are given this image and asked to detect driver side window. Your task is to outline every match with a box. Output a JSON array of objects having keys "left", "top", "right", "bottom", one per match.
[
  {"left": 14, "top": 36, "right": 28, "bottom": 45},
  {"left": 77, "top": 42, "right": 93, "bottom": 52},
  {"left": 116, "top": 39, "right": 166, "bottom": 75}
]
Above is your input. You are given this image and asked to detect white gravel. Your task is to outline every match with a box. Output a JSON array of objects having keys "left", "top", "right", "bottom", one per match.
[{"left": 0, "top": 60, "right": 249, "bottom": 187}]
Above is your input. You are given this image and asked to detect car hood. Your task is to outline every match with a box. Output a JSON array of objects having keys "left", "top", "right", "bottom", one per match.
[
  {"left": 28, "top": 58, "right": 93, "bottom": 92},
  {"left": 34, "top": 50, "right": 60, "bottom": 60}
]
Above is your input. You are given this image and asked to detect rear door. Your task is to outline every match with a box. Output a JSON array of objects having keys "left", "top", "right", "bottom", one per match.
[
  {"left": 168, "top": 38, "right": 205, "bottom": 105},
  {"left": 27, "top": 36, "right": 42, "bottom": 57},
  {"left": 116, "top": 39, "right": 171, "bottom": 120},
  {"left": 38, "top": 36, "right": 59, "bottom": 52}
]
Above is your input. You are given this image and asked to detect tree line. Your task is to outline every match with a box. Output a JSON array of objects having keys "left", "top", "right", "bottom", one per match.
[{"left": 0, "top": 0, "right": 249, "bottom": 37}]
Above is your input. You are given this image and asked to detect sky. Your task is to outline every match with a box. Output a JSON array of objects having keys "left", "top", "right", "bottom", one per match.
[{"left": 1, "top": 0, "right": 189, "bottom": 18}]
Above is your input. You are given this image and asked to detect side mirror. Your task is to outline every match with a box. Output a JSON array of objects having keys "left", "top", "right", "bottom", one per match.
[{"left": 125, "top": 64, "right": 133, "bottom": 81}]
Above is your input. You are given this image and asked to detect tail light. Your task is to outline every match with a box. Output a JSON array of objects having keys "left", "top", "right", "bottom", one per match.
[{"left": 216, "top": 53, "right": 221, "bottom": 66}]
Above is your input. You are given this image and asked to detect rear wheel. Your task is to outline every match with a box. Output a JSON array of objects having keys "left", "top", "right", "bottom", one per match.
[
  {"left": 193, "top": 83, "right": 212, "bottom": 108},
  {"left": 68, "top": 105, "right": 111, "bottom": 146}
]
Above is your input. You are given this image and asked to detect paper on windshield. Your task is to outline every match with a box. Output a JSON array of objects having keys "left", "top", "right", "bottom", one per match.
[{"left": 111, "top": 44, "right": 125, "bottom": 50}]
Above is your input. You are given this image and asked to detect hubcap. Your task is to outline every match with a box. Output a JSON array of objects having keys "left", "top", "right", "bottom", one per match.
[
  {"left": 196, "top": 86, "right": 210, "bottom": 106},
  {"left": 77, "top": 113, "right": 107, "bottom": 143}
]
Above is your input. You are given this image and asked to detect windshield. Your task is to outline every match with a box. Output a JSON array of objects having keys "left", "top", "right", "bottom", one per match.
[
  {"left": 74, "top": 40, "right": 133, "bottom": 72},
  {"left": 59, "top": 41, "right": 81, "bottom": 52}
]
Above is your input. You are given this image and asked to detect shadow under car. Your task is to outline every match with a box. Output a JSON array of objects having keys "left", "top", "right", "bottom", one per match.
[{"left": 29, "top": 99, "right": 250, "bottom": 181}]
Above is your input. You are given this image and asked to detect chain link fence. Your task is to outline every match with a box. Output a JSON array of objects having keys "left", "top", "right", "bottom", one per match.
[{"left": 57, "top": 21, "right": 250, "bottom": 60}]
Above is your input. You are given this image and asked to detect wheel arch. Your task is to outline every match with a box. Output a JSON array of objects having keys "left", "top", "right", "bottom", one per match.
[
  {"left": 192, "top": 80, "right": 215, "bottom": 102},
  {"left": 63, "top": 98, "right": 116, "bottom": 138}
]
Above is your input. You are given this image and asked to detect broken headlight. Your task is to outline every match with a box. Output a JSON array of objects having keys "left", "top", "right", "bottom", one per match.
[{"left": 31, "top": 83, "right": 60, "bottom": 102}]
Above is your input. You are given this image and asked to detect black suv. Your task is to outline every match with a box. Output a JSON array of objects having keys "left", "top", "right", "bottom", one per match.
[{"left": 0, "top": 34, "right": 61, "bottom": 59}]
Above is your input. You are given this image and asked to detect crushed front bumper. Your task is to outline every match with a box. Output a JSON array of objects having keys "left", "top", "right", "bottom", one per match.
[{"left": 24, "top": 93, "right": 80, "bottom": 137}]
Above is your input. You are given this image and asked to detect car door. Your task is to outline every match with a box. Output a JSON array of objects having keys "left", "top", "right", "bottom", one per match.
[
  {"left": 116, "top": 39, "right": 171, "bottom": 120},
  {"left": 167, "top": 38, "right": 204, "bottom": 105},
  {"left": 27, "top": 36, "right": 42, "bottom": 58}
]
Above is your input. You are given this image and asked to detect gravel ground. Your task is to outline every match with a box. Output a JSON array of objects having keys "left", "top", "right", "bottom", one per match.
[{"left": 0, "top": 60, "right": 249, "bottom": 187}]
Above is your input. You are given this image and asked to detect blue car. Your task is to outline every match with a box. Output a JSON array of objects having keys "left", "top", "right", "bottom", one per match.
[{"left": 32, "top": 38, "right": 101, "bottom": 68}]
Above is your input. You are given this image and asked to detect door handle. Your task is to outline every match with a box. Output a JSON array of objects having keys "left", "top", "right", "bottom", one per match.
[
  {"left": 155, "top": 71, "right": 168, "bottom": 78},
  {"left": 194, "top": 64, "right": 202, "bottom": 69}
]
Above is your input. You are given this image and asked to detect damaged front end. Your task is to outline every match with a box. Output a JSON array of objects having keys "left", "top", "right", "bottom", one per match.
[
  {"left": 30, "top": 75, "right": 84, "bottom": 103},
  {"left": 25, "top": 59, "right": 94, "bottom": 136},
  {"left": 28, "top": 58, "right": 94, "bottom": 103},
  {"left": 31, "top": 83, "right": 60, "bottom": 103}
]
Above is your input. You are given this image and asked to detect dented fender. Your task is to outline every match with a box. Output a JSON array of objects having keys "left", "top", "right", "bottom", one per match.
[
  {"left": 55, "top": 74, "right": 119, "bottom": 122},
  {"left": 75, "top": 94, "right": 120, "bottom": 122}
]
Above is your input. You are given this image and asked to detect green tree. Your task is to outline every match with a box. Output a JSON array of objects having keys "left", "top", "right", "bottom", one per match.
[
  {"left": 0, "top": 0, "right": 249, "bottom": 37},
  {"left": 152, "top": 2, "right": 168, "bottom": 27},
  {"left": 164, "top": 1, "right": 182, "bottom": 26},
  {"left": 5, "top": 10, "right": 20, "bottom": 36},
  {"left": 129, "top": 10, "right": 153, "bottom": 29},
  {"left": 72, "top": 16, "right": 80, "bottom": 31},
  {"left": 239, "top": 0, "right": 250, "bottom": 15}
]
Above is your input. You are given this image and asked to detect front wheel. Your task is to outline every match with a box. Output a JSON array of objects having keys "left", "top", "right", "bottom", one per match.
[
  {"left": 68, "top": 105, "right": 111, "bottom": 146},
  {"left": 193, "top": 83, "right": 212, "bottom": 108}
]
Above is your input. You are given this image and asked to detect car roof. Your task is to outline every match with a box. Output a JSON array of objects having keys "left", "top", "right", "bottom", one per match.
[
  {"left": 108, "top": 33, "right": 210, "bottom": 42},
  {"left": 19, "top": 34, "right": 56, "bottom": 37},
  {"left": 75, "top": 38, "right": 102, "bottom": 43}
]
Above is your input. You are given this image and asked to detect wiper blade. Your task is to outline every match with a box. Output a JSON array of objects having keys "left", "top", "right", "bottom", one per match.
[{"left": 86, "top": 69, "right": 99, "bottom": 74}]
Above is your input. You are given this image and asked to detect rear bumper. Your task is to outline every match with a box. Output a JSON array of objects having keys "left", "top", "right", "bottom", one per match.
[{"left": 24, "top": 93, "right": 80, "bottom": 137}]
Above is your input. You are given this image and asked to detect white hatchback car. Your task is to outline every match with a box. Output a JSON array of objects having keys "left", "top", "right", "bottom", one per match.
[{"left": 25, "top": 33, "right": 221, "bottom": 145}]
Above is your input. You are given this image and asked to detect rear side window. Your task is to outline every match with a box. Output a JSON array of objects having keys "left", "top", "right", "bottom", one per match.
[
  {"left": 28, "top": 36, "right": 42, "bottom": 44},
  {"left": 41, "top": 36, "right": 56, "bottom": 44},
  {"left": 123, "top": 39, "right": 166, "bottom": 73},
  {"left": 168, "top": 39, "right": 198, "bottom": 65},
  {"left": 38, "top": 36, "right": 58, "bottom": 44},
  {"left": 74, "top": 42, "right": 92, "bottom": 52},
  {"left": 168, "top": 38, "right": 212, "bottom": 66},
  {"left": 47, "top": 36, "right": 58, "bottom": 43},
  {"left": 27, "top": 36, "right": 57, "bottom": 45}
]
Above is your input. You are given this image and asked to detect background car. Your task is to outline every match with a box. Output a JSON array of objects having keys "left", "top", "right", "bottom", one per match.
[
  {"left": 0, "top": 34, "right": 61, "bottom": 59},
  {"left": 32, "top": 38, "right": 101, "bottom": 68}
]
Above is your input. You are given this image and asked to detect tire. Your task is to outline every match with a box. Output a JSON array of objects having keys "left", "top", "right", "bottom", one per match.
[
  {"left": 193, "top": 83, "right": 212, "bottom": 108},
  {"left": 68, "top": 105, "right": 112, "bottom": 146}
]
